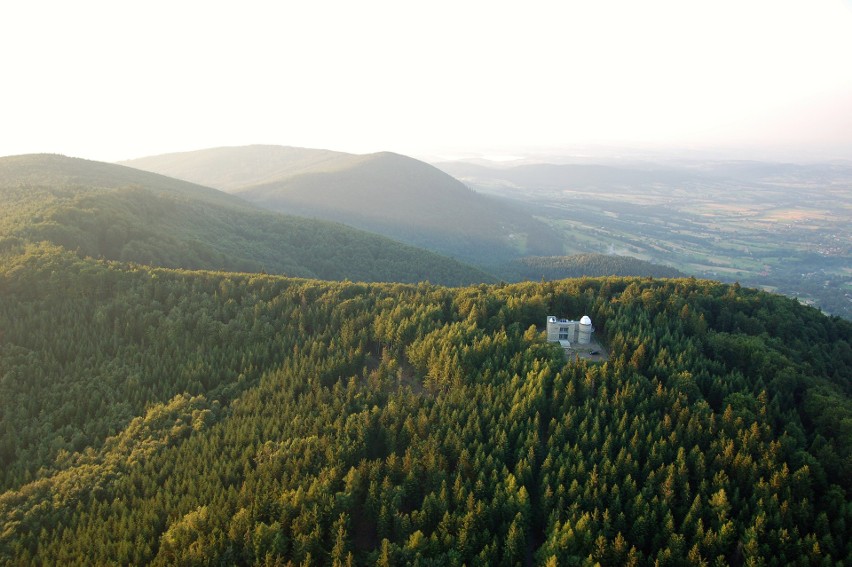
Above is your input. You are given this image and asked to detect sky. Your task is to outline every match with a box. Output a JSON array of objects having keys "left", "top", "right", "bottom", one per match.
[{"left": 2, "top": 0, "right": 851, "bottom": 162}]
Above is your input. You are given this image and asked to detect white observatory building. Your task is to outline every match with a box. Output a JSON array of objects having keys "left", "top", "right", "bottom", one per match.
[{"left": 546, "top": 314, "right": 594, "bottom": 352}]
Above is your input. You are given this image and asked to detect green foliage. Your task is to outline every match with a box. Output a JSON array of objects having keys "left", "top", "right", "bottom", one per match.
[
  {"left": 0, "top": 247, "right": 850, "bottom": 565},
  {"left": 513, "top": 254, "right": 685, "bottom": 280}
]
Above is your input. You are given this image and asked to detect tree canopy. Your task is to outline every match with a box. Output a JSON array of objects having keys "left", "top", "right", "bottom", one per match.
[{"left": 1, "top": 246, "right": 849, "bottom": 565}]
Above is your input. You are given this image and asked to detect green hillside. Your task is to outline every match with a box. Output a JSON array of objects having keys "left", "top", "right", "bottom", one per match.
[
  {"left": 0, "top": 154, "right": 493, "bottom": 285},
  {"left": 122, "top": 146, "right": 566, "bottom": 268},
  {"left": 513, "top": 254, "right": 686, "bottom": 280},
  {"left": 0, "top": 246, "right": 849, "bottom": 565},
  {"left": 0, "top": 153, "right": 249, "bottom": 208}
]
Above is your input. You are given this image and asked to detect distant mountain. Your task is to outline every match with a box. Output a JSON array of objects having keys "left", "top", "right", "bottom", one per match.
[
  {"left": 121, "top": 145, "right": 354, "bottom": 192},
  {"left": 0, "top": 154, "right": 494, "bottom": 285},
  {"left": 433, "top": 160, "right": 699, "bottom": 190},
  {"left": 434, "top": 159, "right": 852, "bottom": 190},
  {"left": 513, "top": 254, "right": 685, "bottom": 280},
  {"left": 122, "top": 146, "right": 566, "bottom": 268}
]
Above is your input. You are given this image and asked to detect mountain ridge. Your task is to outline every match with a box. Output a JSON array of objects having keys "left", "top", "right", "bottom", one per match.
[
  {"left": 121, "top": 145, "right": 567, "bottom": 269},
  {"left": 122, "top": 144, "right": 356, "bottom": 191}
]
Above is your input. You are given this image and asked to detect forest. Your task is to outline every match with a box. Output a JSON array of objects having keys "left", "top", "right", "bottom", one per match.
[
  {"left": 1, "top": 244, "right": 849, "bottom": 566},
  {"left": 512, "top": 255, "right": 685, "bottom": 281}
]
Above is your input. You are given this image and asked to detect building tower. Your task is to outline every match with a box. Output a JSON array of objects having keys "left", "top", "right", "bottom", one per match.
[{"left": 578, "top": 315, "right": 593, "bottom": 345}]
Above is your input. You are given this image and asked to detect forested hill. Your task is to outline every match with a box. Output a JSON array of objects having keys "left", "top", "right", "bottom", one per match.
[
  {"left": 122, "top": 146, "right": 566, "bottom": 268},
  {"left": 0, "top": 154, "right": 493, "bottom": 285},
  {"left": 514, "top": 254, "right": 686, "bottom": 280},
  {"left": 1, "top": 246, "right": 849, "bottom": 565}
]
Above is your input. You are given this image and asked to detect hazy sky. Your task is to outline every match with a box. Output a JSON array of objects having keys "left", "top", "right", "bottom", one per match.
[{"left": 2, "top": 0, "right": 851, "bottom": 162}]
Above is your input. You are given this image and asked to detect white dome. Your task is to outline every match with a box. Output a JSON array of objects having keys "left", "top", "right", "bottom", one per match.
[{"left": 580, "top": 315, "right": 592, "bottom": 326}]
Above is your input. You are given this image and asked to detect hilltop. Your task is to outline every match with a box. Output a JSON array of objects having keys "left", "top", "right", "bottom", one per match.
[
  {"left": 0, "top": 154, "right": 493, "bottom": 285},
  {"left": 123, "top": 146, "right": 566, "bottom": 268},
  {"left": 0, "top": 248, "right": 849, "bottom": 565},
  {"left": 0, "top": 152, "right": 248, "bottom": 208}
]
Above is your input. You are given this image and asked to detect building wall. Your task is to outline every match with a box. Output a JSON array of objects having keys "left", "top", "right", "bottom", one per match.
[
  {"left": 546, "top": 316, "right": 578, "bottom": 343},
  {"left": 578, "top": 323, "right": 592, "bottom": 344},
  {"left": 547, "top": 315, "right": 592, "bottom": 345}
]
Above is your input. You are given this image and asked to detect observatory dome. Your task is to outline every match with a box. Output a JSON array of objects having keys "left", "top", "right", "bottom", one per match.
[{"left": 580, "top": 315, "right": 592, "bottom": 325}]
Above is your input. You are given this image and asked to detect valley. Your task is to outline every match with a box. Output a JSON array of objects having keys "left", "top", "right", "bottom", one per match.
[{"left": 439, "top": 160, "right": 852, "bottom": 319}]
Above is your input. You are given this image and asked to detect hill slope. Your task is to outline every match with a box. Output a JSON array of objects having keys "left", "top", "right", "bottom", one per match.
[
  {"left": 0, "top": 154, "right": 493, "bottom": 285},
  {"left": 0, "top": 248, "right": 849, "bottom": 564},
  {"left": 123, "top": 146, "right": 566, "bottom": 268}
]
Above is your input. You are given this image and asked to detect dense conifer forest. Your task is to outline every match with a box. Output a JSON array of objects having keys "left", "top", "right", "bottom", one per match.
[{"left": 1, "top": 244, "right": 849, "bottom": 566}]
